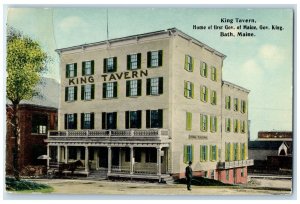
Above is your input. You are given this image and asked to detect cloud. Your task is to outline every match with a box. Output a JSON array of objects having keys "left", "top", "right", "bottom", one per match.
[
  {"left": 58, "top": 16, "right": 87, "bottom": 33},
  {"left": 258, "top": 44, "right": 286, "bottom": 68},
  {"left": 241, "top": 59, "right": 263, "bottom": 78}
]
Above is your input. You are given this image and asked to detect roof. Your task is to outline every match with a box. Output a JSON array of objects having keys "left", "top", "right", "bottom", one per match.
[
  {"left": 222, "top": 80, "right": 250, "bottom": 93},
  {"left": 6, "top": 77, "right": 59, "bottom": 109},
  {"left": 55, "top": 28, "right": 226, "bottom": 58},
  {"left": 248, "top": 141, "right": 286, "bottom": 150}
]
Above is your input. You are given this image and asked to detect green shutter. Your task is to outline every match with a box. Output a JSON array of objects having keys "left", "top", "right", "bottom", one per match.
[
  {"left": 186, "top": 112, "right": 192, "bottom": 131},
  {"left": 205, "top": 87, "right": 208, "bottom": 102},
  {"left": 65, "top": 87, "right": 68, "bottom": 101},
  {"left": 137, "top": 79, "right": 142, "bottom": 96},
  {"left": 191, "top": 145, "right": 194, "bottom": 162},
  {"left": 184, "top": 81, "right": 187, "bottom": 97},
  {"left": 74, "top": 86, "right": 77, "bottom": 100},
  {"left": 127, "top": 55, "right": 131, "bottom": 70},
  {"left": 158, "top": 50, "right": 163, "bottom": 66},
  {"left": 200, "top": 114, "right": 203, "bottom": 131},
  {"left": 191, "top": 57, "right": 194, "bottom": 71},
  {"left": 91, "top": 84, "right": 95, "bottom": 99},
  {"left": 82, "top": 62, "right": 85, "bottom": 76},
  {"left": 210, "top": 145, "right": 212, "bottom": 161},
  {"left": 200, "top": 62, "right": 203, "bottom": 76},
  {"left": 216, "top": 146, "right": 219, "bottom": 161},
  {"left": 91, "top": 60, "right": 94, "bottom": 75},
  {"left": 184, "top": 55, "right": 188, "bottom": 70},
  {"left": 200, "top": 86, "right": 204, "bottom": 102},
  {"left": 74, "top": 63, "right": 77, "bottom": 77},
  {"left": 191, "top": 83, "right": 194, "bottom": 99},
  {"left": 210, "top": 116, "right": 212, "bottom": 132},
  {"left": 184, "top": 145, "right": 188, "bottom": 163},
  {"left": 205, "top": 145, "right": 208, "bottom": 161},
  {"left": 66, "top": 64, "right": 69, "bottom": 78}
]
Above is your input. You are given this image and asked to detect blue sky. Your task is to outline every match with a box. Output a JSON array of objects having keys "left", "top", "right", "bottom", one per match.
[{"left": 6, "top": 7, "right": 293, "bottom": 140}]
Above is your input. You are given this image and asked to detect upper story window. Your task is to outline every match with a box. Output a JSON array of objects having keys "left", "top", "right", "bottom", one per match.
[
  {"left": 102, "top": 112, "right": 117, "bottom": 130},
  {"left": 233, "top": 143, "right": 239, "bottom": 161},
  {"left": 211, "top": 66, "right": 217, "bottom": 81},
  {"left": 225, "top": 118, "right": 231, "bottom": 132},
  {"left": 147, "top": 50, "right": 163, "bottom": 68},
  {"left": 65, "top": 86, "right": 77, "bottom": 102},
  {"left": 200, "top": 62, "right": 208, "bottom": 77},
  {"left": 82, "top": 60, "right": 94, "bottom": 76},
  {"left": 183, "top": 145, "right": 193, "bottom": 164},
  {"left": 210, "top": 116, "right": 217, "bottom": 132},
  {"left": 240, "top": 120, "right": 246, "bottom": 133},
  {"left": 200, "top": 85, "right": 208, "bottom": 102},
  {"left": 81, "top": 84, "right": 95, "bottom": 100},
  {"left": 211, "top": 90, "right": 217, "bottom": 105},
  {"left": 127, "top": 53, "right": 141, "bottom": 70},
  {"left": 104, "top": 57, "right": 117, "bottom": 73},
  {"left": 184, "top": 81, "right": 194, "bottom": 99},
  {"left": 32, "top": 114, "right": 48, "bottom": 134},
  {"left": 81, "top": 113, "right": 94, "bottom": 129},
  {"left": 200, "top": 114, "right": 208, "bottom": 132},
  {"left": 225, "top": 96, "right": 231, "bottom": 110},
  {"left": 146, "top": 77, "right": 163, "bottom": 96},
  {"left": 234, "top": 98, "right": 239, "bottom": 111},
  {"left": 225, "top": 143, "right": 231, "bottom": 162},
  {"left": 64, "top": 113, "right": 77, "bottom": 130},
  {"left": 66, "top": 63, "right": 77, "bottom": 78},
  {"left": 184, "top": 55, "right": 194, "bottom": 72},
  {"left": 126, "top": 79, "right": 141, "bottom": 97},
  {"left": 234, "top": 119, "right": 239, "bottom": 133},
  {"left": 241, "top": 100, "right": 247, "bottom": 113},
  {"left": 125, "top": 110, "right": 142, "bottom": 129},
  {"left": 103, "top": 82, "right": 118, "bottom": 99},
  {"left": 146, "top": 109, "right": 163, "bottom": 128},
  {"left": 210, "top": 145, "right": 218, "bottom": 161}
]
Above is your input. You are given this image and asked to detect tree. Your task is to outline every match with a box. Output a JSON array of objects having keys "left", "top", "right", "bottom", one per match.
[{"left": 6, "top": 26, "right": 49, "bottom": 180}]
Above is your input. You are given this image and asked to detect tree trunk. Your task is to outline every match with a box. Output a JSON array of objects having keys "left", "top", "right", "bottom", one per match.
[{"left": 12, "top": 103, "right": 21, "bottom": 181}]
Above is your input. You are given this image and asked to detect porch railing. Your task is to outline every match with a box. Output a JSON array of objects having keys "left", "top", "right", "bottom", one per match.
[
  {"left": 110, "top": 165, "right": 157, "bottom": 175},
  {"left": 48, "top": 129, "right": 170, "bottom": 139},
  {"left": 217, "top": 159, "right": 254, "bottom": 169}
]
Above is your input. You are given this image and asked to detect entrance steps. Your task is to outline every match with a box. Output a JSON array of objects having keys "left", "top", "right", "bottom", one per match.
[{"left": 161, "top": 174, "right": 174, "bottom": 184}]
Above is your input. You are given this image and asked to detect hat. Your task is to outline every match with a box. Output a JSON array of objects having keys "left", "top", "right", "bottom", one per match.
[{"left": 189, "top": 161, "right": 192, "bottom": 165}]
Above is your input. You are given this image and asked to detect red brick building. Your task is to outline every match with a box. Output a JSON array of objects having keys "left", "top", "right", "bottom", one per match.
[{"left": 6, "top": 78, "right": 58, "bottom": 175}]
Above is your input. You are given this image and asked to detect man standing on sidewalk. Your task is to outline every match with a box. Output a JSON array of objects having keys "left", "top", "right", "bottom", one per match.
[{"left": 185, "top": 161, "right": 193, "bottom": 191}]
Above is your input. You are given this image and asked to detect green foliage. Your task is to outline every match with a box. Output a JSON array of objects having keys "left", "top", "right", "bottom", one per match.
[
  {"left": 6, "top": 177, "right": 52, "bottom": 192},
  {"left": 6, "top": 26, "right": 49, "bottom": 104}
]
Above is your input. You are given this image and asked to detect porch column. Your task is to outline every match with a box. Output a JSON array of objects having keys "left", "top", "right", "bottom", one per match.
[
  {"left": 76, "top": 148, "right": 81, "bottom": 160},
  {"left": 64, "top": 146, "right": 68, "bottom": 164},
  {"left": 57, "top": 146, "right": 61, "bottom": 162},
  {"left": 157, "top": 147, "right": 162, "bottom": 181},
  {"left": 47, "top": 145, "right": 50, "bottom": 168},
  {"left": 85, "top": 146, "right": 89, "bottom": 172},
  {"left": 94, "top": 149, "right": 99, "bottom": 170},
  {"left": 108, "top": 147, "right": 112, "bottom": 174},
  {"left": 130, "top": 146, "right": 134, "bottom": 175}
]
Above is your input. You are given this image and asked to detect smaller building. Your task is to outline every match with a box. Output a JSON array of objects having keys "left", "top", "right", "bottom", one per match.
[
  {"left": 6, "top": 78, "right": 59, "bottom": 175},
  {"left": 248, "top": 131, "right": 292, "bottom": 174}
]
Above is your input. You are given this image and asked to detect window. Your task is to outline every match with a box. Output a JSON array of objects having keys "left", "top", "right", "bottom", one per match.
[
  {"left": 102, "top": 112, "right": 117, "bottom": 130},
  {"left": 240, "top": 120, "right": 246, "bottom": 133},
  {"left": 200, "top": 86, "right": 208, "bottom": 102},
  {"left": 210, "top": 145, "right": 217, "bottom": 161},
  {"left": 241, "top": 168, "right": 244, "bottom": 177},
  {"left": 32, "top": 114, "right": 48, "bottom": 134},
  {"left": 147, "top": 50, "right": 163, "bottom": 68},
  {"left": 233, "top": 143, "right": 238, "bottom": 161},
  {"left": 146, "top": 77, "right": 163, "bottom": 95},
  {"left": 225, "top": 118, "right": 231, "bottom": 132},
  {"left": 211, "top": 66, "right": 217, "bottom": 81},
  {"left": 82, "top": 60, "right": 94, "bottom": 76},
  {"left": 126, "top": 79, "right": 141, "bottom": 97},
  {"left": 64, "top": 113, "right": 77, "bottom": 129},
  {"left": 241, "top": 100, "right": 247, "bottom": 113},
  {"left": 200, "top": 114, "right": 208, "bottom": 132},
  {"left": 103, "top": 57, "right": 117, "bottom": 73},
  {"left": 66, "top": 63, "right": 77, "bottom": 78},
  {"left": 234, "top": 119, "right": 239, "bottom": 133},
  {"left": 200, "top": 145, "right": 208, "bottom": 162},
  {"left": 81, "top": 113, "right": 94, "bottom": 129},
  {"left": 81, "top": 84, "right": 95, "bottom": 100},
  {"left": 225, "top": 96, "right": 231, "bottom": 109},
  {"left": 103, "top": 82, "right": 118, "bottom": 98},
  {"left": 146, "top": 109, "right": 163, "bottom": 128},
  {"left": 184, "top": 55, "right": 194, "bottom": 72},
  {"left": 210, "top": 116, "right": 217, "bottom": 132},
  {"left": 135, "top": 148, "right": 142, "bottom": 162},
  {"left": 65, "top": 86, "right": 77, "bottom": 102},
  {"left": 127, "top": 53, "right": 141, "bottom": 70},
  {"left": 211, "top": 90, "right": 217, "bottom": 105},
  {"left": 234, "top": 98, "right": 239, "bottom": 111},
  {"left": 226, "top": 170, "right": 229, "bottom": 180},
  {"left": 145, "top": 148, "right": 157, "bottom": 163},
  {"left": 200, "top": 62, "right": 207, "bottom": 77},
  {"left": 184, "top": 81, "right": 194, "bottom": 99},
  {"left": 241, "top": 143, "right": 246, "bottom": 160},
  {"left": 183, "top": 145, "right": 193, "bottom": 163},
  {"left": 125, "top": 148, "right": 130, "bottom": 162},
  {"left": 186, "top": 112, "right": 192, "bottom": 131},
  {"left": 225, "top": 143, "right": 231, "bottom": 162},
  {"left": 125, "top": 110, "right": 142, "bottom": 129}
]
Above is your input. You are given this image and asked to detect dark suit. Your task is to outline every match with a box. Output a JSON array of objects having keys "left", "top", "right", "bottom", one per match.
[{"left": 185, "top": 165, "right": 193, "bottom": 190}]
